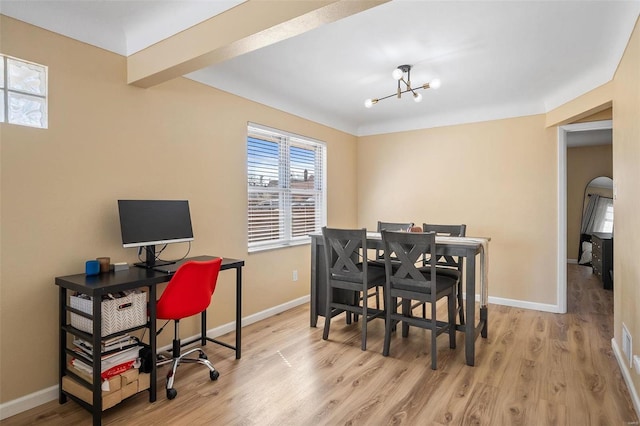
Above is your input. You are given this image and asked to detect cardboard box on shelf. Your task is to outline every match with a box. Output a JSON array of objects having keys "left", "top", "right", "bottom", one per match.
[
  {"left": 62, "top": 376, "right": 122, "bottom": 411},
  {"left": 138, "top": 372, "right": 150, "bottom": 392},
  {"left": 62, "top": 368, "right": 147, "bottom": 410},
  {"left": 120, "top": 368, "right": 139, "bottom": 386},
  {"left": 121, "top": 380, "right": 138, "bottom": 399},
  {"left": 67, "top": 365, "right": 122, "bottom": 392}
]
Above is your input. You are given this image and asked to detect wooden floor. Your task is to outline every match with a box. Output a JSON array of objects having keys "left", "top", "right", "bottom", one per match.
[{"left": 4, "top": 264, "right": 637, "bottom": 425}]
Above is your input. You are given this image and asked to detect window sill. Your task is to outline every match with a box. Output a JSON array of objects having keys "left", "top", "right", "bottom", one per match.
[{"left": 248, "top": 238, "right": 310, "bottom": 253}]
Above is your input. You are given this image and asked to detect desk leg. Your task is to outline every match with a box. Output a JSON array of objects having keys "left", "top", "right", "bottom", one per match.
[
  {"left": 92, "top": 296, "right": 102, "bottom": 425},
  {"left": 148, "top": 285, "right": 157, "bottom": 403},
  {"left": 58, "top": 287, "right": 67, "bottom": 404},
  {"left": 465, "top": 253, "right": 476, "bottom": 366},
  {"left": 198, "top": 265, "right": 242, "bottom": 359},
  {"left": 235, "top": 266, "right": 242, "bottom": 359}
]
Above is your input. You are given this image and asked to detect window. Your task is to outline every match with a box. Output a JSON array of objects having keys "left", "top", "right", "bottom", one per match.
[
  {"left": 1, "top": 54, "right": 48, "bottom": 128},
  {"left": 583, "top": 195, "right": 614, "bottom": 235},
  {"left": 247, "top": 123, "right": 326, "bottom": 251},
  {"left": 592, "top": 197, "right": 614, "bottom": 234}
]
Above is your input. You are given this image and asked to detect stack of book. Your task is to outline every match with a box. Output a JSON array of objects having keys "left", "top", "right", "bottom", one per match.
[{"left": 70, "top": 334, "right": 142, "bottom": 390}]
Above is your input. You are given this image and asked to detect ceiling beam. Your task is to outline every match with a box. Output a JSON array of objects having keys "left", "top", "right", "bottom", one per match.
[
  {"left": 545, "top": 81, "right": 613, "bottom": 127},
  {"left": 127, "top": 0, "right": 389, "bottom": 88}
]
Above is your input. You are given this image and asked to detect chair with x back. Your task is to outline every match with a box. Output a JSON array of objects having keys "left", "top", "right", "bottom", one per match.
[
  {"left": 381, "top": 230, "right": 457, "bottom": 369},
  {"left": 367, "top": 221, "right": 415, "bottom": 308},
  {"left": 322, "top": 227, "right": 386, "bottom": 351},
  {"left": 422, "top": 223, "right": 467, "bottom": 325}
]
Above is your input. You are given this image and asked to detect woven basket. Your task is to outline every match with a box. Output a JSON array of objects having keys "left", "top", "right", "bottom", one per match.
[{"left": 70, "top": 292, "right": 147, "bottom": 337}]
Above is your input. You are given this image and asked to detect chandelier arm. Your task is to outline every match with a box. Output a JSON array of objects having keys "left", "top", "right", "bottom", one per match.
[
  {"left": 377, "top": 92, "right": 399, "bottom": 102},
  {"left": 372, "top": 85, "right": 428, "bottom": 101}
]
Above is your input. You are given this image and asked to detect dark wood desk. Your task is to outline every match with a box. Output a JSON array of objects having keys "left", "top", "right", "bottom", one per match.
[
  {"left": 310, "top": 232, "right": 489, "bottom": 366},
  {"left": 55, "top": 256, "right": 244, "bottom": 425}
]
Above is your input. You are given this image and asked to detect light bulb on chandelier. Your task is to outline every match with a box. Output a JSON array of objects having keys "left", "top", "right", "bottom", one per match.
[{"left": 364, "top": 65, "right": 440, "bottom": 108}]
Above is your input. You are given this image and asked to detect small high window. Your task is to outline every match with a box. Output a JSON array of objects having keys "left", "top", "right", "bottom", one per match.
[{"left": 1, "top": 54, "right": 48, "bottom": 129}]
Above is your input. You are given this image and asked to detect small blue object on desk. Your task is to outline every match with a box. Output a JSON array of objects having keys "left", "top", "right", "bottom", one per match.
[{"left": 85, "top": 260, "right": 100, "bottom": 276}]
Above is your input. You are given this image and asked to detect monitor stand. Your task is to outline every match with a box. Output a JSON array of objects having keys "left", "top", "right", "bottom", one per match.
[{"left": 133, "top": 245, "right": 176, "bottom": 269}]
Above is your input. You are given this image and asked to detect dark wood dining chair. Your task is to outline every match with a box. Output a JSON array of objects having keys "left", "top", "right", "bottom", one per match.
[
  {"left": 422, "top": 223, "right": 467, "bottom": 325},
  {"left": 368, "top": 221, "right": 415, "bottom": 308},
  {"left": 381, "top": 230, "right": 457, "bottom": 369},
  {"left": 322, "top": 227, "right": 386, "bottom": 351}
]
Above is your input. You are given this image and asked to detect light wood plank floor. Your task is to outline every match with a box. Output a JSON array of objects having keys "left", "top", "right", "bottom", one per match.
[{"left": 4, "top": 264, "right": 637, "bottom": 425}]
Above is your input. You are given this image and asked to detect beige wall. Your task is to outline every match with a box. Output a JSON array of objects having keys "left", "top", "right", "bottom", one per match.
[
  {"left": 3, "top": 10, "right": 640, "bottom": 414},
  {"left": 612, "top": 15, "right": 640, "bottom": 399},
  {"left": 357, "top": 115, "right": 558, "bottom": 305},
  {"left": 566, "top": 145, "right": 613, "bottom": 260},
  {"left": 546, "top": 14, "right": 640, "bottom": 407},
  {"left": 0, "top": 16, "right": 358, "bottom": 402}
]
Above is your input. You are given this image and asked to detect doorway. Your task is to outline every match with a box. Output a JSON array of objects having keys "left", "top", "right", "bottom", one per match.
[{"left": 557, "top": 119, "right": 613, "bottom": 313}]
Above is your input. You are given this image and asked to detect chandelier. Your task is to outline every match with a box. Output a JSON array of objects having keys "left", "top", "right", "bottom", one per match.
[{"left": 364, "top": 64, "right": 441, "bottom": 108}]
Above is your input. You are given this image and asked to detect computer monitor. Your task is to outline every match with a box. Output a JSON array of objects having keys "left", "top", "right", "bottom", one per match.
[{"left": 118, "top": 200, "right": 194, "bottom": 269}]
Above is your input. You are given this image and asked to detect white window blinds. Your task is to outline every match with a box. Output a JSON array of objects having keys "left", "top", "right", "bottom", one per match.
[{"left": 247, "top": 123, "right": 326, "bottom": 251}]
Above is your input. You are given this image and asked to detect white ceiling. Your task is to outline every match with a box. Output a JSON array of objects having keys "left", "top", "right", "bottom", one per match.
[{"left": 2, "top": 0, "right": 639, "bottom": 137}]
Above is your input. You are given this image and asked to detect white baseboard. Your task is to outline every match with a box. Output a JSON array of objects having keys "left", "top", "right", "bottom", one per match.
[
  {"left": 465, "top": 293, "right": 562, "bottom": 313},
  {"left": 567, "top": 258, "right": 578, "bottom": 264},
  {"left": 0, "top": 295, "right": 310, "bottom": 421},
  {"left": 0, "top": 385, "right": 59, "bottom": 420},
  {"left": 487, "top": 295, "right": 561, "bottom": 313},
  {"left": 612, "top": 337, "right": 640, "bottom": 419}
]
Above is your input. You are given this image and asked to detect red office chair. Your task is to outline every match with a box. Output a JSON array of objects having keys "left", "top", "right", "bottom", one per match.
[{"left": 156, "top": 258, "right": 222, "bottom": 400}]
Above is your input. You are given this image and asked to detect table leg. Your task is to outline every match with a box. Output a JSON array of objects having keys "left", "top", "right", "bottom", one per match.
[
  {"left": 310, "top": 240, "right": 318, "bottom": 327},
  {"left": 401, "top": 298, "right": 410, "bottom": 338},
  {"left": 465, "top": 253, "right": 476, "bottom": 366},
  {"left": 481, "top": 305, "right": 488, "bottom": 338}
]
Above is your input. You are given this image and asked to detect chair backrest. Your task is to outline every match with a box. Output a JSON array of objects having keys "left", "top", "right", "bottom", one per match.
[
  {"left": 377, "top": 221, "right": 414, "bottom": 232},
  {"left": 156, "top": 258, "right": 223, "bottom": 320},
  {"left": 422, "top": 223, "right": 466, "bottom": 269},
  {"left": 381, "top": 230, "right": 437, "bottom": 299},
  {"left": 322, "top": 227, "right": 368, "bottom": 284},
  {"left": 376, "top": 221, "right": 414, "bottom": 260}
]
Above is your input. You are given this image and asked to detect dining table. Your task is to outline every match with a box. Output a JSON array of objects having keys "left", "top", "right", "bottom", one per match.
[{"left": 309, "top": 231, "right": 490, "bottom": 366}]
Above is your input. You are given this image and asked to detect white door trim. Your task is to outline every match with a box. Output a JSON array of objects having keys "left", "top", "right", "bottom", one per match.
[{"left": 557, "top": 119, "right": 612, "bottom": 314}]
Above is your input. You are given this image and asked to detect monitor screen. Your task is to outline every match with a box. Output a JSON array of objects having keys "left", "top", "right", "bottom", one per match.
[{"left": 118, "top": 200, "right": 194, "bottom": 248}]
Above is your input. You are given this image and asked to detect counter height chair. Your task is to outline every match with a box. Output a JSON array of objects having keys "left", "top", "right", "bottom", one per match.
[
  {"left": 422, "top": 223, "right": 466, "bottom": 324},
  {"left": 156, "top": 258, "right": 222, "bottom": 400},
  {"left": 322, "top": 227, "right": 386, "bottom": 351},
  {"left": 381, "top": 230, "right": 457, "bottom": 370},
  {"left": 368, "top": 221, "right": 415, "bottom": 308}
]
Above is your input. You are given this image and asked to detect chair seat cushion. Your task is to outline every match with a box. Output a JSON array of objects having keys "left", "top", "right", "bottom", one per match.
[
  {"left": 393, "top": 274, "right": 457, "bottom": 294},
  {"left": 331, "top": 262, "right": 385, "bottom": 287},
  {"left": 419, "top": 266, "right": 460, "bottom": 279}
]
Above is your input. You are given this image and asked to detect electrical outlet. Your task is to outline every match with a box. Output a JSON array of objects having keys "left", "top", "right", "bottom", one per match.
[{"left": 292, "top": 270, "right": 298, "bottom": 281}]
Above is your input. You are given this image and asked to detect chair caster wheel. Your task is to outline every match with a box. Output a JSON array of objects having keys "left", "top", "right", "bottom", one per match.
[
  {"left": 199, "top": 352, "right": 208, "bottom": 360},
  {"left": 167, "top": 388, "right": 177, "bottom": 400},
  {"left": 210, "top": 370, "right": 220, "bottom": 381}
]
